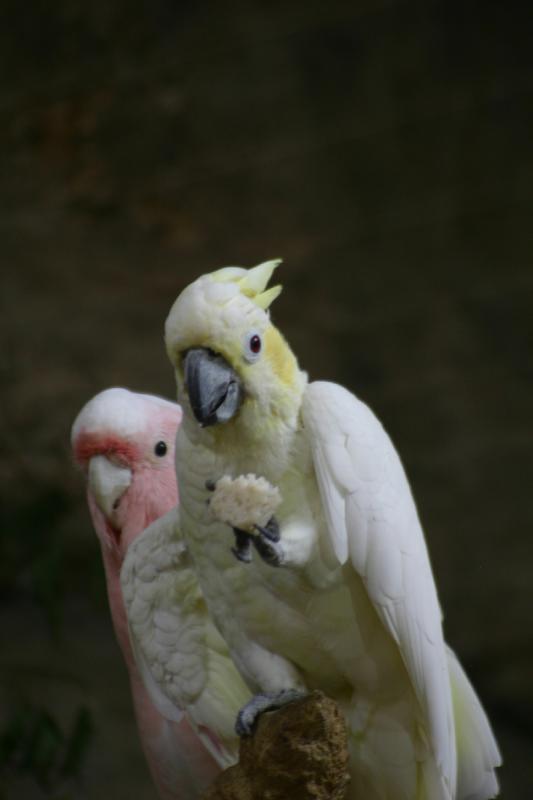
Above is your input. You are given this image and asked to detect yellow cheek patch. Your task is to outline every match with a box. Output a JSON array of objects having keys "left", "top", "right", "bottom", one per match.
[{"left": 264, "top": 325, "right": 297, "bottom": 385}]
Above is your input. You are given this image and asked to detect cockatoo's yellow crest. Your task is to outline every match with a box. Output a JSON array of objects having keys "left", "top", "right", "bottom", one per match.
[{"left": 211, "top": 259, "right": 283, "bottom": 310}]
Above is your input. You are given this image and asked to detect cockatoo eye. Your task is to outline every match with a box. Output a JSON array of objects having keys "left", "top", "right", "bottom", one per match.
[
  {"left": 154, "top": 441, "right": 167, "bottom": 457},
  {"left": 243, "top": 331, "right": 262, "bottom": 363}
]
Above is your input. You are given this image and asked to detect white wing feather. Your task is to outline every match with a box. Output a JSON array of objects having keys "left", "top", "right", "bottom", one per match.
[
  {"left": 121, "top": 507, "right": 249, "bottom": 767},
  {"left": 302, "top": 381, "right": 456, "bottom": 799},
  {"left": 446, "top": 647, "right": 501, "bottom": 800}
]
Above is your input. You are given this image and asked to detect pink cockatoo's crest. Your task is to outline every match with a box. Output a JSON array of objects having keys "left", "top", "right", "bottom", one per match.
[{"left": 71, "top": 388, "right": 221, "bottom": 800}]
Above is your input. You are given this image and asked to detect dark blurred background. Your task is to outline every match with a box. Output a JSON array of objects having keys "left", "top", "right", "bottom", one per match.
[{"left": 1, "top": 1, "right": 532, "bottom": 798}]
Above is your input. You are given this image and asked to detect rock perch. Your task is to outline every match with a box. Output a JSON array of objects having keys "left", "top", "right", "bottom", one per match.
[{"left": 201, "top": 691, "right": 350, "bottom": 800}]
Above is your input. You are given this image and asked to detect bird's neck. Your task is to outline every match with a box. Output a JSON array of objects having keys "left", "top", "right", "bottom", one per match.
[
  {"left": 180, "top": 374, "right": 307, "bottom": 482},
  {"left": 100, "top": 548, "right": 138, "bottom": 670}
]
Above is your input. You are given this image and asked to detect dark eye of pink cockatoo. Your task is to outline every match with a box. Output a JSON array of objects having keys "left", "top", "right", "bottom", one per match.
[{"left": 71, "top": 388, "right": 220, "bottom": 799}]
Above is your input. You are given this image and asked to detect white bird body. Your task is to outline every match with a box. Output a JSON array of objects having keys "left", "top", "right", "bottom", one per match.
[
  {"left": 160, "top": 261, "right": 501, "bottom": 800},
  {"left": 176, "top": 388, "right": 450, "bottom": 800}
]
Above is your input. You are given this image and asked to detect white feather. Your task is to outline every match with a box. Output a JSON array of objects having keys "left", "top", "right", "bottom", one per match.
[
  {"left": 446, "top": 647, "right": 501, "bottom": 800},
  {"left": 303, "top": 381, "right": 456, "bottom": 800},
  {"left": 71, "top": 387, "right": 178, "bottom": 444},
  {"left": 121, "top": 506, "right": 250, "bottom": 768}
]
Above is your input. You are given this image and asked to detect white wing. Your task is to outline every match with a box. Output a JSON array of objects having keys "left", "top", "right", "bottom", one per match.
[
  {"left": 121, "top": 507, "right": 249, "bottom": 767},
  {"left": 302, "top": 381, "right": 456, "bottom": 799},
  {"left": 446, "top": 647, "right": 501, "bottom": 800}
]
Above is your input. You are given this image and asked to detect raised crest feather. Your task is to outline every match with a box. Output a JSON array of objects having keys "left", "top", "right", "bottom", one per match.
[
  {"left": 238, "top": 259, "right": 281, "bottom": 293},
  {"left": 211, "top": 259, "right": 282, "bottom": 310},
  {"left": 254, "top": 284, "right": 282, "bottom": 309}
]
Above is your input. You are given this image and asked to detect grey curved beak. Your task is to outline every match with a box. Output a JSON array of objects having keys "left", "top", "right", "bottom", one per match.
[
  {"left": 88, "top": 455, "right": 132, "bottom": 519},
  {"left": 184, "top": 348, "right": 243, "bottom": 427}
]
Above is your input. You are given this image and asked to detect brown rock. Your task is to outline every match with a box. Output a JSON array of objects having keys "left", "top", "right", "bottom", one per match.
[{"left": 201, "top": 691, "right": 350, "bottom": 800}]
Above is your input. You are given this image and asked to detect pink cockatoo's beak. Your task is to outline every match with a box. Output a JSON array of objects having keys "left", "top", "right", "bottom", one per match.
[{"left": 88, "top": 454, "right": 132, "bottom": 525}]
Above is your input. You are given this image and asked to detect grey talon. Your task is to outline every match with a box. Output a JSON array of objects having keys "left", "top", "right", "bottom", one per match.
[
  {"left": 235, "top": 689, "right": 307, "bottom": 737},
  {"left": 232, "top": 528, "right": 253, "bottom": 563},
  {"left": 252, "top": 534, "right": 283, "bottom": 567},
  {"left": 254, "top": 515, "right": 280, "bottom": 542},
  {"left": 232, "top": 543, "right": 252, "bottom": 564}
]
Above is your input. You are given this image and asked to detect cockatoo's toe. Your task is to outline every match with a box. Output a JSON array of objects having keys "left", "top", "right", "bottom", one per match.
[
  {"left": 251, "top": 517, "right": 284, "bottom": 566},
  {"left": 231, "top": 528, "right": 253, "bottom": 563},
  {"left": 230, "top": 519, "right": 282, "bottom": 565},
  {"left": 254, "top": 516, "right": 280, "bottom": 543},
  {"left": 235, "top": 689, "right": 307, "bottom": 737}
]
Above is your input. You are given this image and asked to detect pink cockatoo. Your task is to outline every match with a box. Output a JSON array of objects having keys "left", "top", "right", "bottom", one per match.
[{"left": 71, "top": 388, "right": 249, "bottom": 799}]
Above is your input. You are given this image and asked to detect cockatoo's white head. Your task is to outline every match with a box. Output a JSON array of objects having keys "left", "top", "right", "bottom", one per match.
[
  {"left": 165, "top": 261, "right": 306, "bottom": 447},
  {"left": 71, "top": 388, "right": 181, "bottom": 558}
]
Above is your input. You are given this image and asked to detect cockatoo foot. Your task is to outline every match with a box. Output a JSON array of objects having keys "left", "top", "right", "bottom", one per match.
[
  {"left": 231, "top": 528, "right": 253, "bottom": 563},
  {"left": 235, "top": 689, "right": 307, "bottom": 736},
  {"left": 230, "top": 517, "right": 283, "bottom": 566},
  {"left": 251, "top": 519, "right": 284, "bottom": 566},
  {"left": 254, "top": 516, "right": 280, "bottom": 542}
]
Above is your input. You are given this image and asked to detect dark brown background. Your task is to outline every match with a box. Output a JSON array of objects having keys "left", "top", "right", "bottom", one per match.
[{"left": 1, "top": 2, "right": 532, "bottom": 798}]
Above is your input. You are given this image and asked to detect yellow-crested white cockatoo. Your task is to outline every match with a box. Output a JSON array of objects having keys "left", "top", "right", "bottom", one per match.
[
  {"left": 152, "top": 260, "right": 501, "bottom": 800},
  {"left": 71, "top": 388, "right": 250, "bottom": 799}
]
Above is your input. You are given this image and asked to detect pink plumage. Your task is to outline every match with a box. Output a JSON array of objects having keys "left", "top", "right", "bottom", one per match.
[{"left": 71, "top": 388, "right": 220, "bottom": 799}]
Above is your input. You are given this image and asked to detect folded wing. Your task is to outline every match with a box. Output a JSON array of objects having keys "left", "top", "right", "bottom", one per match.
[
  {"left": 121, "top": 507, "right": 250, "bottom": 767},
  {"left": 302, "top": 381, "right": 456, "bottom": 800}
]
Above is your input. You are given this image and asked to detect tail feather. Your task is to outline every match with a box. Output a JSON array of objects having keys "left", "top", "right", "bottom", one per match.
[
  {"left": 342, "top": 695, "right": 452, "bottom": 800},
  {"left": 446, "top": 647, "right": 501, "bottom": 800}
]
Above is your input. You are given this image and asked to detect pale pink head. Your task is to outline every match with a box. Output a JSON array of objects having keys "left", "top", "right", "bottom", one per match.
[{"left": 71, "top": 388, "right": 182, "bottom": 566}]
